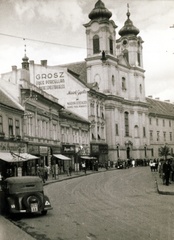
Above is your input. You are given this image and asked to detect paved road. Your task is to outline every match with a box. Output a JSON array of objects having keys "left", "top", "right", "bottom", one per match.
[{"left": 11, "top": 167, "right": 174, "bottom": 240}]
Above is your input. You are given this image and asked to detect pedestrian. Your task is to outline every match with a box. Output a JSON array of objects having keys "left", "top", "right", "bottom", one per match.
[
  {"left": 163, "top": 160, "right": 172, "bottom": 186},
  {"left": 82, "top": 162, "right": 86, "bottom": 174},
  {"left": 69, "top": 166, "right": 72, "bottom": 176}
]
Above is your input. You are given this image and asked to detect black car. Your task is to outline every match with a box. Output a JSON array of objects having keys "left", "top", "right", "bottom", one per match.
[{"left": 1, "top": 176, "right": 52, "bottom": 216}]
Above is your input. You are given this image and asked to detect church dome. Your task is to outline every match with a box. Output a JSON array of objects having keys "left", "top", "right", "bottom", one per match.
[
  {"left": 119, "top": 11, "right": 139, "bottom": 37},
  {"left": 88, "top": 0, "right": 112, "bottom": 20}
]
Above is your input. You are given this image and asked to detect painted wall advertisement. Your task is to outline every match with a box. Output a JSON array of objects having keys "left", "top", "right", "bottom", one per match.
[{"left": 35, "top": 69, "right": 66, "bottom": 91}]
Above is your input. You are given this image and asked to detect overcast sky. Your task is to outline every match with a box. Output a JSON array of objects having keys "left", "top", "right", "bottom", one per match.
[{"left": 0, "top": 0, "right": 174, "bottom": 101}]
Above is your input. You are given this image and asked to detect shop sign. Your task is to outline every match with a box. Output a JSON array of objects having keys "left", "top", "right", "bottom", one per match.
[
  {"left": 40, "top": 146, "right": 48, "bottom": 155},
  {"left": 91, "top": 144, "right": 99, "bottom": 154},
  {"left": 99, "top": 144, "right": 108, "bottom": 154},
  {"left": 28, "top": 145, "right": 39, "bottom": 154},
  {"left": 62, "top": 145, "right": 75, "bottom": 154},
  {"left": 0, "top": 141, "right": 26, "bottom": 152}
]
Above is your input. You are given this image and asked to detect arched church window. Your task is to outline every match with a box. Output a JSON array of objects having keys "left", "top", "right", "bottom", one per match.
[
  {"left": 109, "top": 37, "right": 113, "bottom": 54},
  {"left": 112, "top": 75, "right": 115, "bottom": 86},
  {"left": 139, "top": 84, "right": 142, "bottom": 93},
  {"left": 122, "top": 77, "right": 126, "bottom": 90},
  {"left": 137, "top": 52, "right": 141, "bottom": 66},
  {"left": 93, "top": 35, "right": 100, "bottom": 54},
  {"left": 124, "top": 112, "right": 129, "bottom": 136},
  {"left": 123, "top": 50, "right": 129, "bottom": 63},
  {"left": 134, "top": 125, "right": 139, "bottom": 138}
]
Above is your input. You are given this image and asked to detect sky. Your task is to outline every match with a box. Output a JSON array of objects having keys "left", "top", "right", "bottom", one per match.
[{"left": 0, "top": 0, "right": 174, "bottom": 101}]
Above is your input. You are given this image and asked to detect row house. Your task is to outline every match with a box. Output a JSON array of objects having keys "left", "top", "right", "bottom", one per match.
[{"left": 0, "top": 77, "right": 90, "bottom": 177}]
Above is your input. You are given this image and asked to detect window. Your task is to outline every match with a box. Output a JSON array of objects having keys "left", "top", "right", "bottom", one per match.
[
  {"left": 93, "top": 35, "right": 100, "bottom": 54},
  {"left": 143, "top": 127, "right": 146, "bottom": 137},
  {"left": 15, "top": 119, "right": 20, "bottom": 136},
  {"left": 169, "top": 120, "right": 171, "bottom": 127},
  {"left": 112, "top": 75, "right": 115, "bottom": 86},
  {"left": 157, "top": 131, "right": 160, "bottom": 141},
  {"left": 134, "top": 125, "right": 139, "bottom": 138},
  {"left": 115, "top": 124, "right": 119, "bottom": 136},
  {"left": 123, "top": 50, "right": 129, "bottom": 63},
  {"left": 96, "top": 104, "right": 99, "bottom": 117},
  {"left": 124, "top": 112, "right": 129, "bottom": 136},
  {"left": 163, "top": 119, "right": 165, "bottom": 127},
  {"left": 163, "top": 131, "right": 166, "bottom": 141},
  {"left": 8, "top": 118, "right": 13, "bottom": 137},
  {"left": 156, "top": 118, "right": 158, "bottom": 126},
  {"left": 150, "top": 130, "right": 153, "bottom": 141},
  {"left": 149, "top": 118, "right": 152, "bottom": 125},
  {"left": 122, "top": 77, "right": 126, "bottom": 90},
  {"left": 0, "top": 116, "right": 3, "bottom": 133},
  {"left": 139, "top": 84, "right": 142, "bottom": 94},
  {"left": 90, "top": 103, "right": 95, "bottom": 116},
  {"left": 109, "top": 37, "right": 113, "bottom": 54},
  {"left": 137, "top": 52, "right": 141, "bottom": 66},
  {"left": 170, "top": 132, "right": 172, "bottom": 141}
]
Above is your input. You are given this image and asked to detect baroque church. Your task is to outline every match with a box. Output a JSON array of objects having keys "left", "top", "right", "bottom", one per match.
[{"left": 1, "top": 0, "right": 174, "bottom": 164}]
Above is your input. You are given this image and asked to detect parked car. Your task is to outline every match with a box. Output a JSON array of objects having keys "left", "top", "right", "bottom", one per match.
[{"left": 1, "top": 176, "right": 52, "bottom": 216}]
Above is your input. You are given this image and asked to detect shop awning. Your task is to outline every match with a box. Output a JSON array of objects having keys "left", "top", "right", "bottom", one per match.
[
  {"left": 53, "top": 154, "right": 71, "bottom": 160},
  {"left": 80, "top": 156, "right": 97, "bottom": 160},
  {"left": 0, "top": 152, "right": 39, "bottom": 163}
]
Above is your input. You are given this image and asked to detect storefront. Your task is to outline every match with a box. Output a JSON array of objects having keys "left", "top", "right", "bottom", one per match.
[{"left": 90, "top": 143, "right": 108, "bottom": 166}]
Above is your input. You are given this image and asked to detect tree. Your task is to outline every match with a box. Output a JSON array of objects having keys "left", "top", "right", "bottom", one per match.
[{"left": 158, "top": 145, "right": 170, "bottom": 160}]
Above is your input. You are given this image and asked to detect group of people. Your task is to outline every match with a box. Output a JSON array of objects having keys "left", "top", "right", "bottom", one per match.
[{"left": 150, "top": 159, "right": 174, "bottom": 186}]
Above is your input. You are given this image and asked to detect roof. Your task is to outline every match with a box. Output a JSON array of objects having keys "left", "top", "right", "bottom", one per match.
[
  {"left": 58, "top": 61, "right": 87, "bottom": 84},
  {"left": 147, "top": 97, "right": 174, "bottom": 118},
  {"left": 4, "top": 176, "right": 42, "bottom": 184},
  {"left": 0, "top": 87, "right": 24, "bottom": 111},
  {"left": 60, "top": 108, "right": 90, "bottom": 124}
]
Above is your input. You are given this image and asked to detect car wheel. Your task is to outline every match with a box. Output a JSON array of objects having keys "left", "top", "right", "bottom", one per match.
[
  {"left": 41, "top": 210, "right": 47, "bottom": 215},
  {"left": 22, "top": 193, "right": 43, "bottom": 209}
]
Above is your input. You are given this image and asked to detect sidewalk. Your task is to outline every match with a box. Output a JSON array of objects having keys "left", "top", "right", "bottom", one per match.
[
  {"left": 44, "top": 168, "right": 108, "bottom": 186},
  {"left": 154, "top": 172, "right": 174, "bottom": 195}
]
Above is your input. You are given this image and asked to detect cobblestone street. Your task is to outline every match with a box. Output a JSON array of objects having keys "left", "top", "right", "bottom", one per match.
[{"left": 9, "top": 167, "right": 174, "bottom": 240}]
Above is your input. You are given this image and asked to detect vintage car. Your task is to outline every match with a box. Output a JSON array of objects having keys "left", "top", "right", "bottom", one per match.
[{"left": 1, "top": 176, "right": 52, "bottom": 216}]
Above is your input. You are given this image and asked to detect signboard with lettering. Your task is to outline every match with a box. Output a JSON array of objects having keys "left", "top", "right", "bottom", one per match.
[{"left": 32, "top": 65, "right": 89, "bottom": 119}]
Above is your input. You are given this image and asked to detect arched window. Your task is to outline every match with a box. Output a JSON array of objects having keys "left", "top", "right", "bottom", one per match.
[
  {"left": 137, "top": 52, "right": 141, "bottom": 66},
  {"left": 124, "top": 112, "right": 129, "bottom": 136},
  {"left": 139, "top": 84, "right": 142, "bottom": 93},
  {"left": 123, "top": 50, "right": 129, "bottom": 63},
  {"left": 134, "top": 125, "right": 139, "bottom": 137},
  {"left": 122, "top": 77, "right": 126, "bottom": 90},
  {"left": 112, "top": 75, "right": 115, "bottom": 86},
  {"left": 93, "top": 35, "right": 100, "bottom": 54},
  {"left": 109, "top": 37, "right": 113, "bottom": 54}
]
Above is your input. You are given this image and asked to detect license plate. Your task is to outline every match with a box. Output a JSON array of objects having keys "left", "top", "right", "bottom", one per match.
[{"left": 31, "top": 203, "right": 38, "bottom": 212}]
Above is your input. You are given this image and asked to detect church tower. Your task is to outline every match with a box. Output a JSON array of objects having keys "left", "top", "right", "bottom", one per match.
[
  {"left": 21, "top": 44, "right": 29, "bottom": 71},
  {"left": 83, "top": 0, "right": 118, "bottom": 94}
]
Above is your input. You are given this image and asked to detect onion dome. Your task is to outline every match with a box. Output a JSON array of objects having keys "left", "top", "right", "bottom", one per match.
[
  {"left": 89, "top": 0, "right": 112, "bottom": 20},
  {"left": 119, "top": 10, "right": 139, "bottom": 37},
  {"left": 22, "top": 53, "right": 29, "bottom": 62}
]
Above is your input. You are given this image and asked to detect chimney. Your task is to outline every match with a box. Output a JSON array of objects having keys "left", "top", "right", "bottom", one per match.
[
  {"left": 148, "top": 95, "right": 153, "bottom": 98},
  {"left": 164, "top": 100, "right": 170, "bottom": 102},
  {"left": 41, "top": 60, "right": 47, "bottom": 67},
  {"left": 155, "top": 97, "right": 160, "bottom": 100}
]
